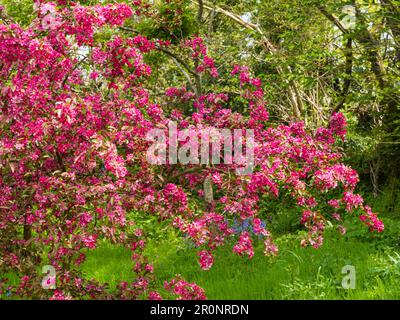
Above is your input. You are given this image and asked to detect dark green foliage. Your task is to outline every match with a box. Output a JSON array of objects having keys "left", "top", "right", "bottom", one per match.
[{"left": 134, "top": 0, "right": 197, "bottom": 43}]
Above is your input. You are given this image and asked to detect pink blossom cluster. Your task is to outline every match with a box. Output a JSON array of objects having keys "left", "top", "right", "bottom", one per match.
[
  {"left": 233, "top": 231, "right": 254, "bottom": 258},
  {"left": 173, "top": 212, "right": 233, "bottom": 248},
  {"left": 360, "top": 206, "right": 385, "bottom": 232},
  {"left": 185, "top": 37, "right": 218, "bottom": 78},
  {"left": 231, "top": 65, "right": 262, "bottom": 88},
  {"left": 164, "top": 277, "right": 206, "bottom": 300},
  {"left": 314, "top": 164, "right": 359, "bottom": 191},
  {"left": 198, "top": 250, "right": 214, "bottom": 270},
  {"left": 50, "top": 290, "right": 72, "bottom": 300},
  {"left": 166, "top": 86, "right": 196, "bottom": 101},
  {"left": 148, "top": 291, "right": 163, "bottom": 300},
  {"left": 316, "top": 112, "right": 347, "bottom": 143},
  {"left": 72, "top": 3, "right": 133, "bottom": 45}
]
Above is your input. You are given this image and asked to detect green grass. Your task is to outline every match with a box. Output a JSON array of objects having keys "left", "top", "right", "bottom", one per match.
[
  {"left": 81, "top": 219, "right": 400, "bottom": 299},
  {"left": 4, "top": 191, "right": 400, "bottom": 300},
  {"left": 81, "top": 243, "right": 134, "bottom": 291}
]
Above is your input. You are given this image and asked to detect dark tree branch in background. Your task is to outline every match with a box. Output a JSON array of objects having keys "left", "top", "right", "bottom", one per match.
[
  {"left": 316, "top": 6, "right": 353, "bottom": 112},
  {"left": 318, "top": 4, "right": 386, "bottom": 88},
  {"left": 157, "top": 46, "right": 202, "bottom": 97},
  {"left": 198, "top": 0, "right": 204, "bottom": 23},
  {"left": 318, "top": 2, "right": 400, "bottom": 180},
  {"left": 380, "top": 0, "right": 400, "bottom": 66},
  {"left": 317, "top": 6, "right": 349, "bottom": 34},
  {"left": 317, "top": 5, "right": 384, "bottom": 115},
  {"left": 62, "top": 56, "right": 88, "bottom": 86},
  {"left": 118, "top": 26, "right": 140, "bottom": 34},
  {"left": 157, "top": 47, "right": 197, "bottom": 77},
  {"left": 334, "top": 37, "right": 353, "bottom": 114},
  {"left": 169, "top": 55, "right": 197, "bottom": 95},
  {"left": 355, "top": 6, "right": 386, "bottom": 89}
]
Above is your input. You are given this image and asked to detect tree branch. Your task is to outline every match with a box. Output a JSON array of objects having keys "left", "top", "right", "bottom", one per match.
[
  {"left": 333, "top": 37, "right": 353, "bottom": 114},
  {"left": 157, "top": 47, "right": 197, "bottom": 77},
  {"left": 157, "top": 46, "right": 202, "bottom": 97},
  {"left": 198, "top": 0, "right": 204, "bottom": 23},
  {"left": 317, "top": 6, "right": 349, "bottom": 34}
]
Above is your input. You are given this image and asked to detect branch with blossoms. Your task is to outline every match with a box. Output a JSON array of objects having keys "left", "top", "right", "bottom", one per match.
[{"left": 0, "top": 0, "right": 383, "bottom": 300}]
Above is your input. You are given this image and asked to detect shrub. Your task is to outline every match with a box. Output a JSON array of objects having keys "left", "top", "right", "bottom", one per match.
[{"left": 0, "top": 1, "right": 383, "bottom": 299}]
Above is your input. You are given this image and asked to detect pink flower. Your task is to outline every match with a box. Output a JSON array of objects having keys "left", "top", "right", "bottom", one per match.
[
  {"left": 329, "top": 112, "right": 347, "bottom": 139},
  {"left": 233, "top": 231, "right": 254, "bottom": 259},
  {"left": 50, "top": 290, "right": 72, "bottom": 300},
  {"left": 328, "top": 199, "right": 340, "bottom": 209},
  {"left": 253, "top": 218, "right": 268, "bottom": 236},
  {"left": 148, "top": 291, "right": 163, "bottom": 300},
  {"left": 338, "top": 225, "right": 346, "bottom": 235},
  {"left": 145, "top": 264, "right": 154, "bottom": 273},
  {"left": 82, "top": 235, "right": 97, "bottom": 249},
  {"left": 211, "top": 172, "right": 222, "bottom": 186},
  {"left": 301, "top": 210, "right": 313, "bottom": 225},
  {"left": 360, "top": 206, "right": 384, "bottom": 232},
  {"left": 90, "top": 71, "right": 99, "bottom": 80},
  {"left": 264, "top": 238, "right": 278, "bottom": 256},
  {"left": 198, "top": 250, "right": 214, "bottom": 270},
  {"left": 342, "top": 192, "right": 364, "bottom": 212},
  {"left": 332, "top": 213, "right": 341, "bottom": 221},
  {"left": 41, "top": 13, "right": 62, "bottom": 30},
  {"left": 79, "top": 212, "right": 93, "bottom": 227},
  {"left": 164, "top": 277, "right": 206, "bottom": 300},
  {"left": 231, "top": 65, "right": 241, "bottom": 75}
]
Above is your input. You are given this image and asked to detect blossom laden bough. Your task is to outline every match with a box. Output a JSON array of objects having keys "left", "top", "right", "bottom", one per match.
[{"left": 0, "top": 0, "right": 383, "bottom": 300}]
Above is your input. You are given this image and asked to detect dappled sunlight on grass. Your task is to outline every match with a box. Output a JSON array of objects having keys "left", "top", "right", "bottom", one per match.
[{"left": 82, "top": 226, "right": 400, "bottom": 299}]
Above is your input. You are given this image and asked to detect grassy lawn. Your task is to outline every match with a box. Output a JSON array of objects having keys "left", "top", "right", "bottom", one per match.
[
  {"left": 81, "top": 215, "right": 400, "bottom": 299},
  {"left": 3, "top": 196, "right": 399, "bottom": 300}
]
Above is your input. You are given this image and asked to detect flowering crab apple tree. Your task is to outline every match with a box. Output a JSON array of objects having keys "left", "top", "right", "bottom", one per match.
[{"left": 0, "top": 1, "right": 383, "bottom": 300}]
